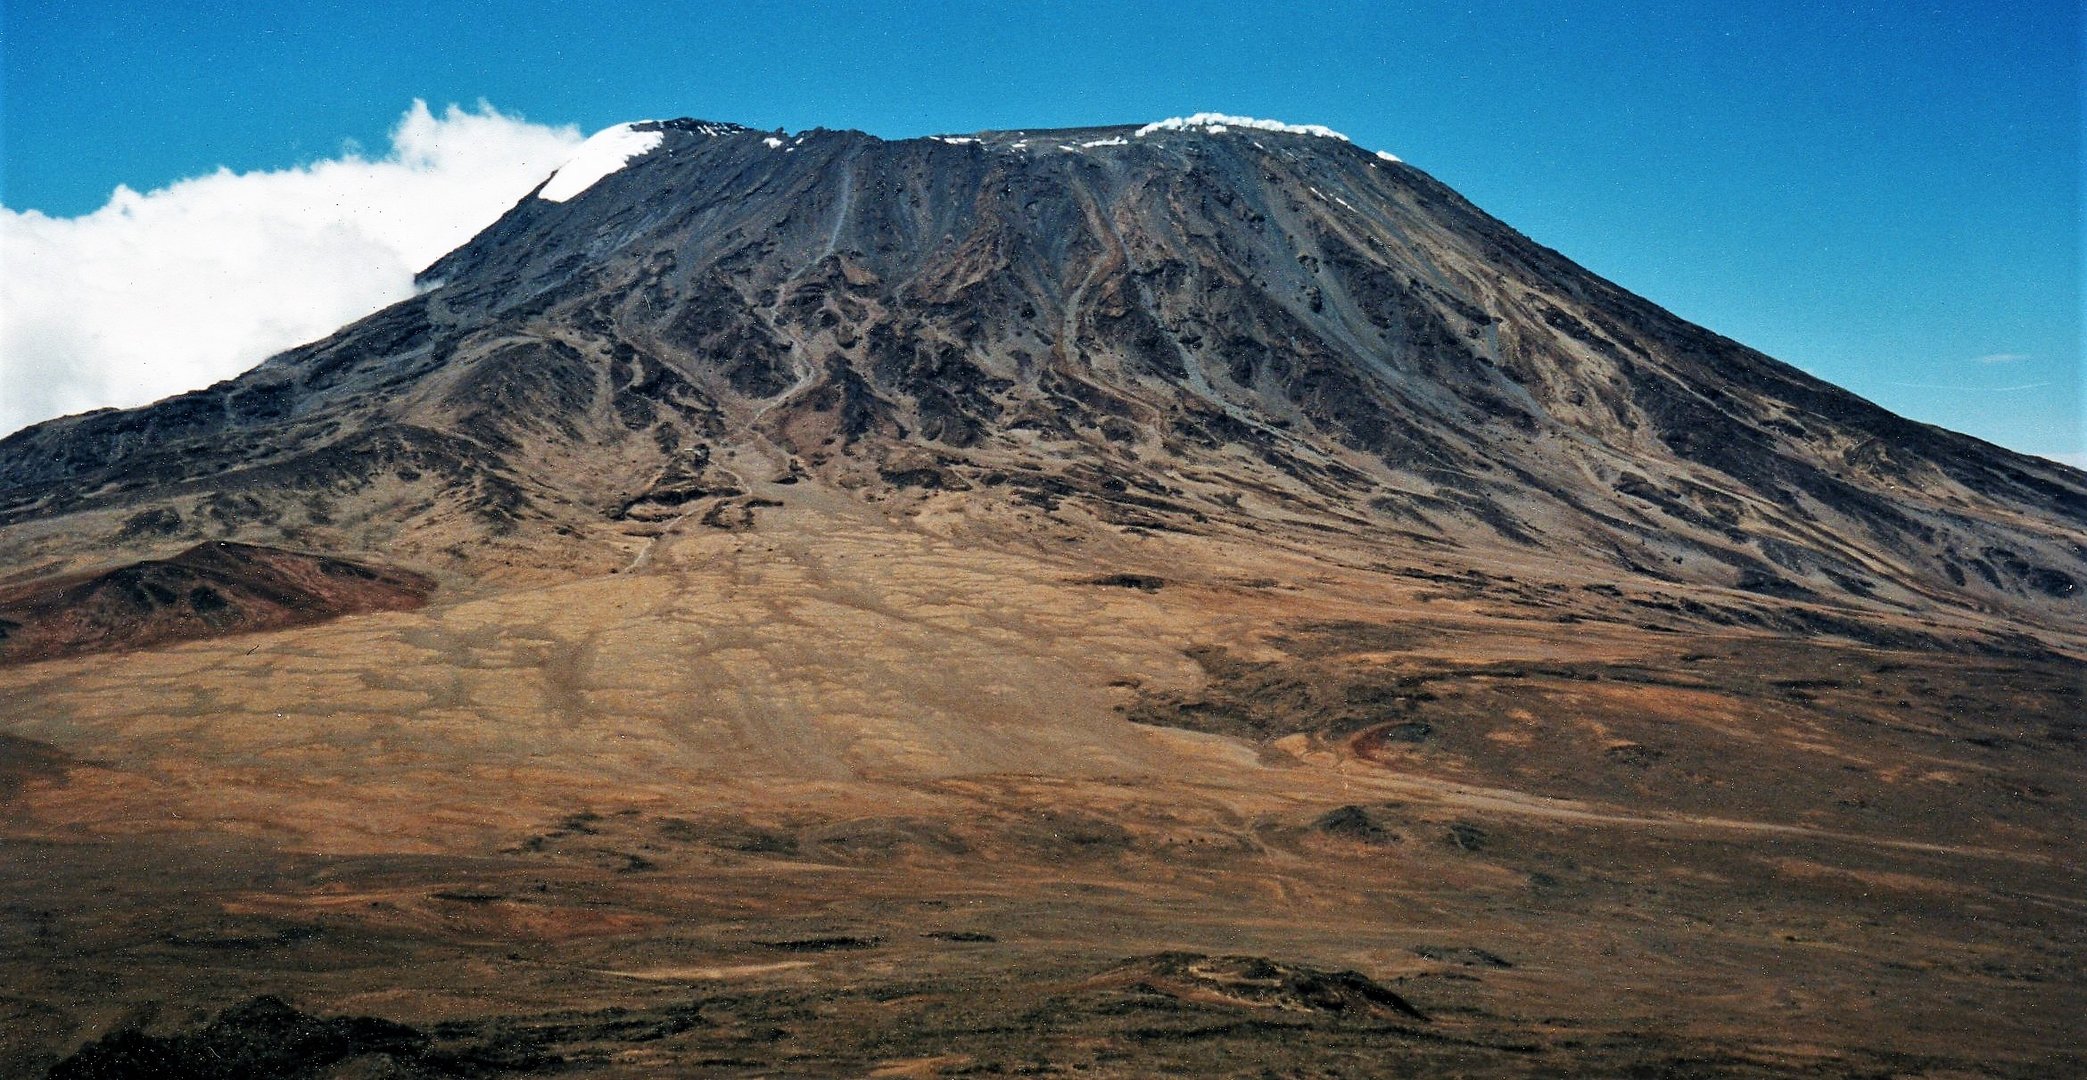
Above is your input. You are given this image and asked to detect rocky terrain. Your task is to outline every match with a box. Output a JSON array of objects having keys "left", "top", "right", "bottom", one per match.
[{"left": 1, "top": 115, "right": 2080, "bottom": 1076}]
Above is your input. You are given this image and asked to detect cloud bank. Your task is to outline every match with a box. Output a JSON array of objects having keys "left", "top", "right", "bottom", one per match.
[{"left": 1, "top": 101, "right": 585, "bottom": 436}]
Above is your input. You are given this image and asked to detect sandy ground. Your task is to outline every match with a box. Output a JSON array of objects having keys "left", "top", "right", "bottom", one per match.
[{"left": 3, "top": 476, "right": 2082, "bottom": 1076}]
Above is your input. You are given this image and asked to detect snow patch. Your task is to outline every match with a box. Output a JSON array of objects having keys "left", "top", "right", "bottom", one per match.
[
  {"left": 1080, "top": 136, "right": 1128, "bottom": 148},
  {"left": 931, "top": 136, "right": 979, "bottom": 145},
  {"left": 1135, "top": 113, "right": 1350, "bottom": 141},
  {"left": 538, "top": 123, "right": 664, "bottom": 202},
  {"left": 763, "top": 136, "right": 784, "bottom": 148},
  {"left": 1135, "top": 113, "right": 1403, "bottom": 161}
]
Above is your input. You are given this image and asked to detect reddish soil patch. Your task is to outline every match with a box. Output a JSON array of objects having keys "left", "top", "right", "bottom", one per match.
[{"left": 0, "top": 541, "right": 432, "bottom": 665}]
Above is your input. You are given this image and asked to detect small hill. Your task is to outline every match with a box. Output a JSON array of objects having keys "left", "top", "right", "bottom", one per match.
[{"left": 0, "top": 541, "right": 432, "bottom": 665}]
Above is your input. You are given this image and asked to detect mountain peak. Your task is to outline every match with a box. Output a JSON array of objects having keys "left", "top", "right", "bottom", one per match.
[
  {"left": 918, "top": 114, "right": 1397, "bottom": 159},
  {"left": 579, "top": 114, "right": 1400, "bottom": 163}
]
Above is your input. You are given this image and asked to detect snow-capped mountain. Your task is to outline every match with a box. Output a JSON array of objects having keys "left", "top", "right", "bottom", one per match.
[{"left": 2, "top": 115, "right": 2080, "bottom": 642}]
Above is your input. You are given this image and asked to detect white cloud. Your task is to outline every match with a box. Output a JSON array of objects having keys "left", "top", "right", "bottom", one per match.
[
  {"left": 1971, "top": 352, "right": 2032, "bottom": 364},
  {"left": 0, "top": 101, "right": 585, "bottom": 436}
]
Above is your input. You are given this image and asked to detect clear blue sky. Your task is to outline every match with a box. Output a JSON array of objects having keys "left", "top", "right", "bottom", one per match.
[{"left": 4, "top": 0, "right": 2079, "bottom": 460}]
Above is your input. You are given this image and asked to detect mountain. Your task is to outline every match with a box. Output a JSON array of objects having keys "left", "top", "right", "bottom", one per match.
[
  {"left": 4, "top": 117, "right": 2082, "bottom": 1076},
  {"left": 2, "top": 115, "right": 2080, "bottom": 639}
]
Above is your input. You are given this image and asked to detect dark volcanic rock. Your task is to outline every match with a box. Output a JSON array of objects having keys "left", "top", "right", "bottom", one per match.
[
  {"left": 1109, "top": 952, "right": 1430, "bottom": 1022},
  {"left": 49, "top": 996, "right": 433, "bottom": 1080},
  {"left": 1313, "top": 804, "right": 1403, "bottom": 845}
]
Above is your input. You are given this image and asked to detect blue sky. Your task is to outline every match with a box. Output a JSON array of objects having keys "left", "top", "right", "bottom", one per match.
[{"left": 4, "top": 1, "right": 2079, "bottom": 460}]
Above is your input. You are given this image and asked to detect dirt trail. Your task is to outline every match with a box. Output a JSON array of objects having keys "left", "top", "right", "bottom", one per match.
[{"left": 1337, "top": 762, "right": 2053, "bottom": 865}]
